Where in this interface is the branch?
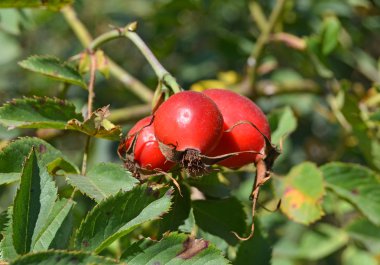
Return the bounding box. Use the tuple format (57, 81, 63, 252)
(241, 0, 288, 94)
(108, 104, 151, 124)
(61, 6, 154, 103)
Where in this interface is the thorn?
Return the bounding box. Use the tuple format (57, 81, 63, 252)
(127, 21, 138, 32)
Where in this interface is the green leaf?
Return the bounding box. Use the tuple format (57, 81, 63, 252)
(234, 221, 271, 265)
(0, 208, 18, 261)
(66, 106, 122, 140)
(19, 56, 86, 88)
(273, 223, 348, 261)
(9, 250, 123, 265)
(66, 162, 138, 203)
(275, 162, 325, 224)
(31, 198, 74, 252)
(346, 219, 380, 254)
(12, 149, 44, 254)
(0, 97, 83, 130)
(268, 106, 297, 145)
(341, 90, 380, 170)
(121, 232, 229, 265)
(342, 245, 378, 265)
(0, 173, 20, 186)
(158, 184, 191, 234)
(192, 197, 246, 245)
(11, 147, 75, 256)
(321, 162, 380, 225)
(321, 16, 341, 55)
(74, 185, 173, 253)
(0, 137, 79, 178)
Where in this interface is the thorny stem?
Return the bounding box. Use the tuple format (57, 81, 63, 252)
(242, 0, 287, 94)
(61, 6, 153, 102)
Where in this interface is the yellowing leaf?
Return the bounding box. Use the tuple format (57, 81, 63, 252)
(275, 162, 325, 224)
(190, 71, 240, 92)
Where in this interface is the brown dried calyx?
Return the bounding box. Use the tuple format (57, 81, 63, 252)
(158, 141, 262, 177)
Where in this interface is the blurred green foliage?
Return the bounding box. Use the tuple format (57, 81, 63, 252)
(1, 0, 380, 264)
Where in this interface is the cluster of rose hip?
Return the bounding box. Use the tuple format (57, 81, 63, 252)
(118, 88, 272, 177)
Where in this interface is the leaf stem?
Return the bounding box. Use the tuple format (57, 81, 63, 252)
(61, 6, 154, 103)
(241, 0, 287, 94)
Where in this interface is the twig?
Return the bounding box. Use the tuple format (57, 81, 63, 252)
(61, 6, 154, 103)
(241, 0, 288, 94)
(88, 23, 182, 94)
(108, 104, 151, 124)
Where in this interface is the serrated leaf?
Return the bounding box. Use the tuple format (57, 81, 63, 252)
(268, 106, 297, 145)
(9, 250, 123, 265)
(275, 162, 325, 224)
(31, 198, 74, 252)
(74, 185, 173, 253)
(192, 197, 246, 245)
(346, 219, 380, 254)
(0, 137, 79, 180)
(121, 232, 230, 265)
(12, 149, 45, 254)
(0, 97, 83, 130)
(0, 208, 18, 261)
(321, 162, 380, 225)
(66, 162, 138, 203)
(19, 56, 86, 88)
(158, 184, 191, 234)
(0, 0, 73, 10)
(66, 106, 122, 140)
(11, 147, 74, 256)
(321, 16, 341, 55)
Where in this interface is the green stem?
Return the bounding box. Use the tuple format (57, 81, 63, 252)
(61, 6, 153, 103)
(108, 104, 151, 124)
(89, 25, 169, 79)
(242, 0, 287, 93)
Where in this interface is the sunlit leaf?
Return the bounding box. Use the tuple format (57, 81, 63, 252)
(321, 162, 380, 225)
(0, 97, 83, 130)
(66, 162, 138, 202)
(273, 223, 348, 261)
(342, 245, 378, 265)
(74, 185, 173, 253)
(12, 148, 74, 255)
(121, 232, 229, 265)
(19, 56, 85, 87)
(268, 106, 297, 145)
(275, 162, 325, 224)
(9, 250, 123, 265)
(66, 105, 122, 140)
(346, 219, 380, 254)
(0, 137, 79, 178)
(321, 16, 341, 55)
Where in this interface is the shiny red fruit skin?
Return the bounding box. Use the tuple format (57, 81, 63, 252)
(203, 89, 271, 168)
(125, 116, 173, 172)
(153, 91, 224, 153)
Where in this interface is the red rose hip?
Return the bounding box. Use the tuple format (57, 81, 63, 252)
(203, 89, 271, 168)
(122, 116, 173, 173)
(153, 91, 224, 175)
